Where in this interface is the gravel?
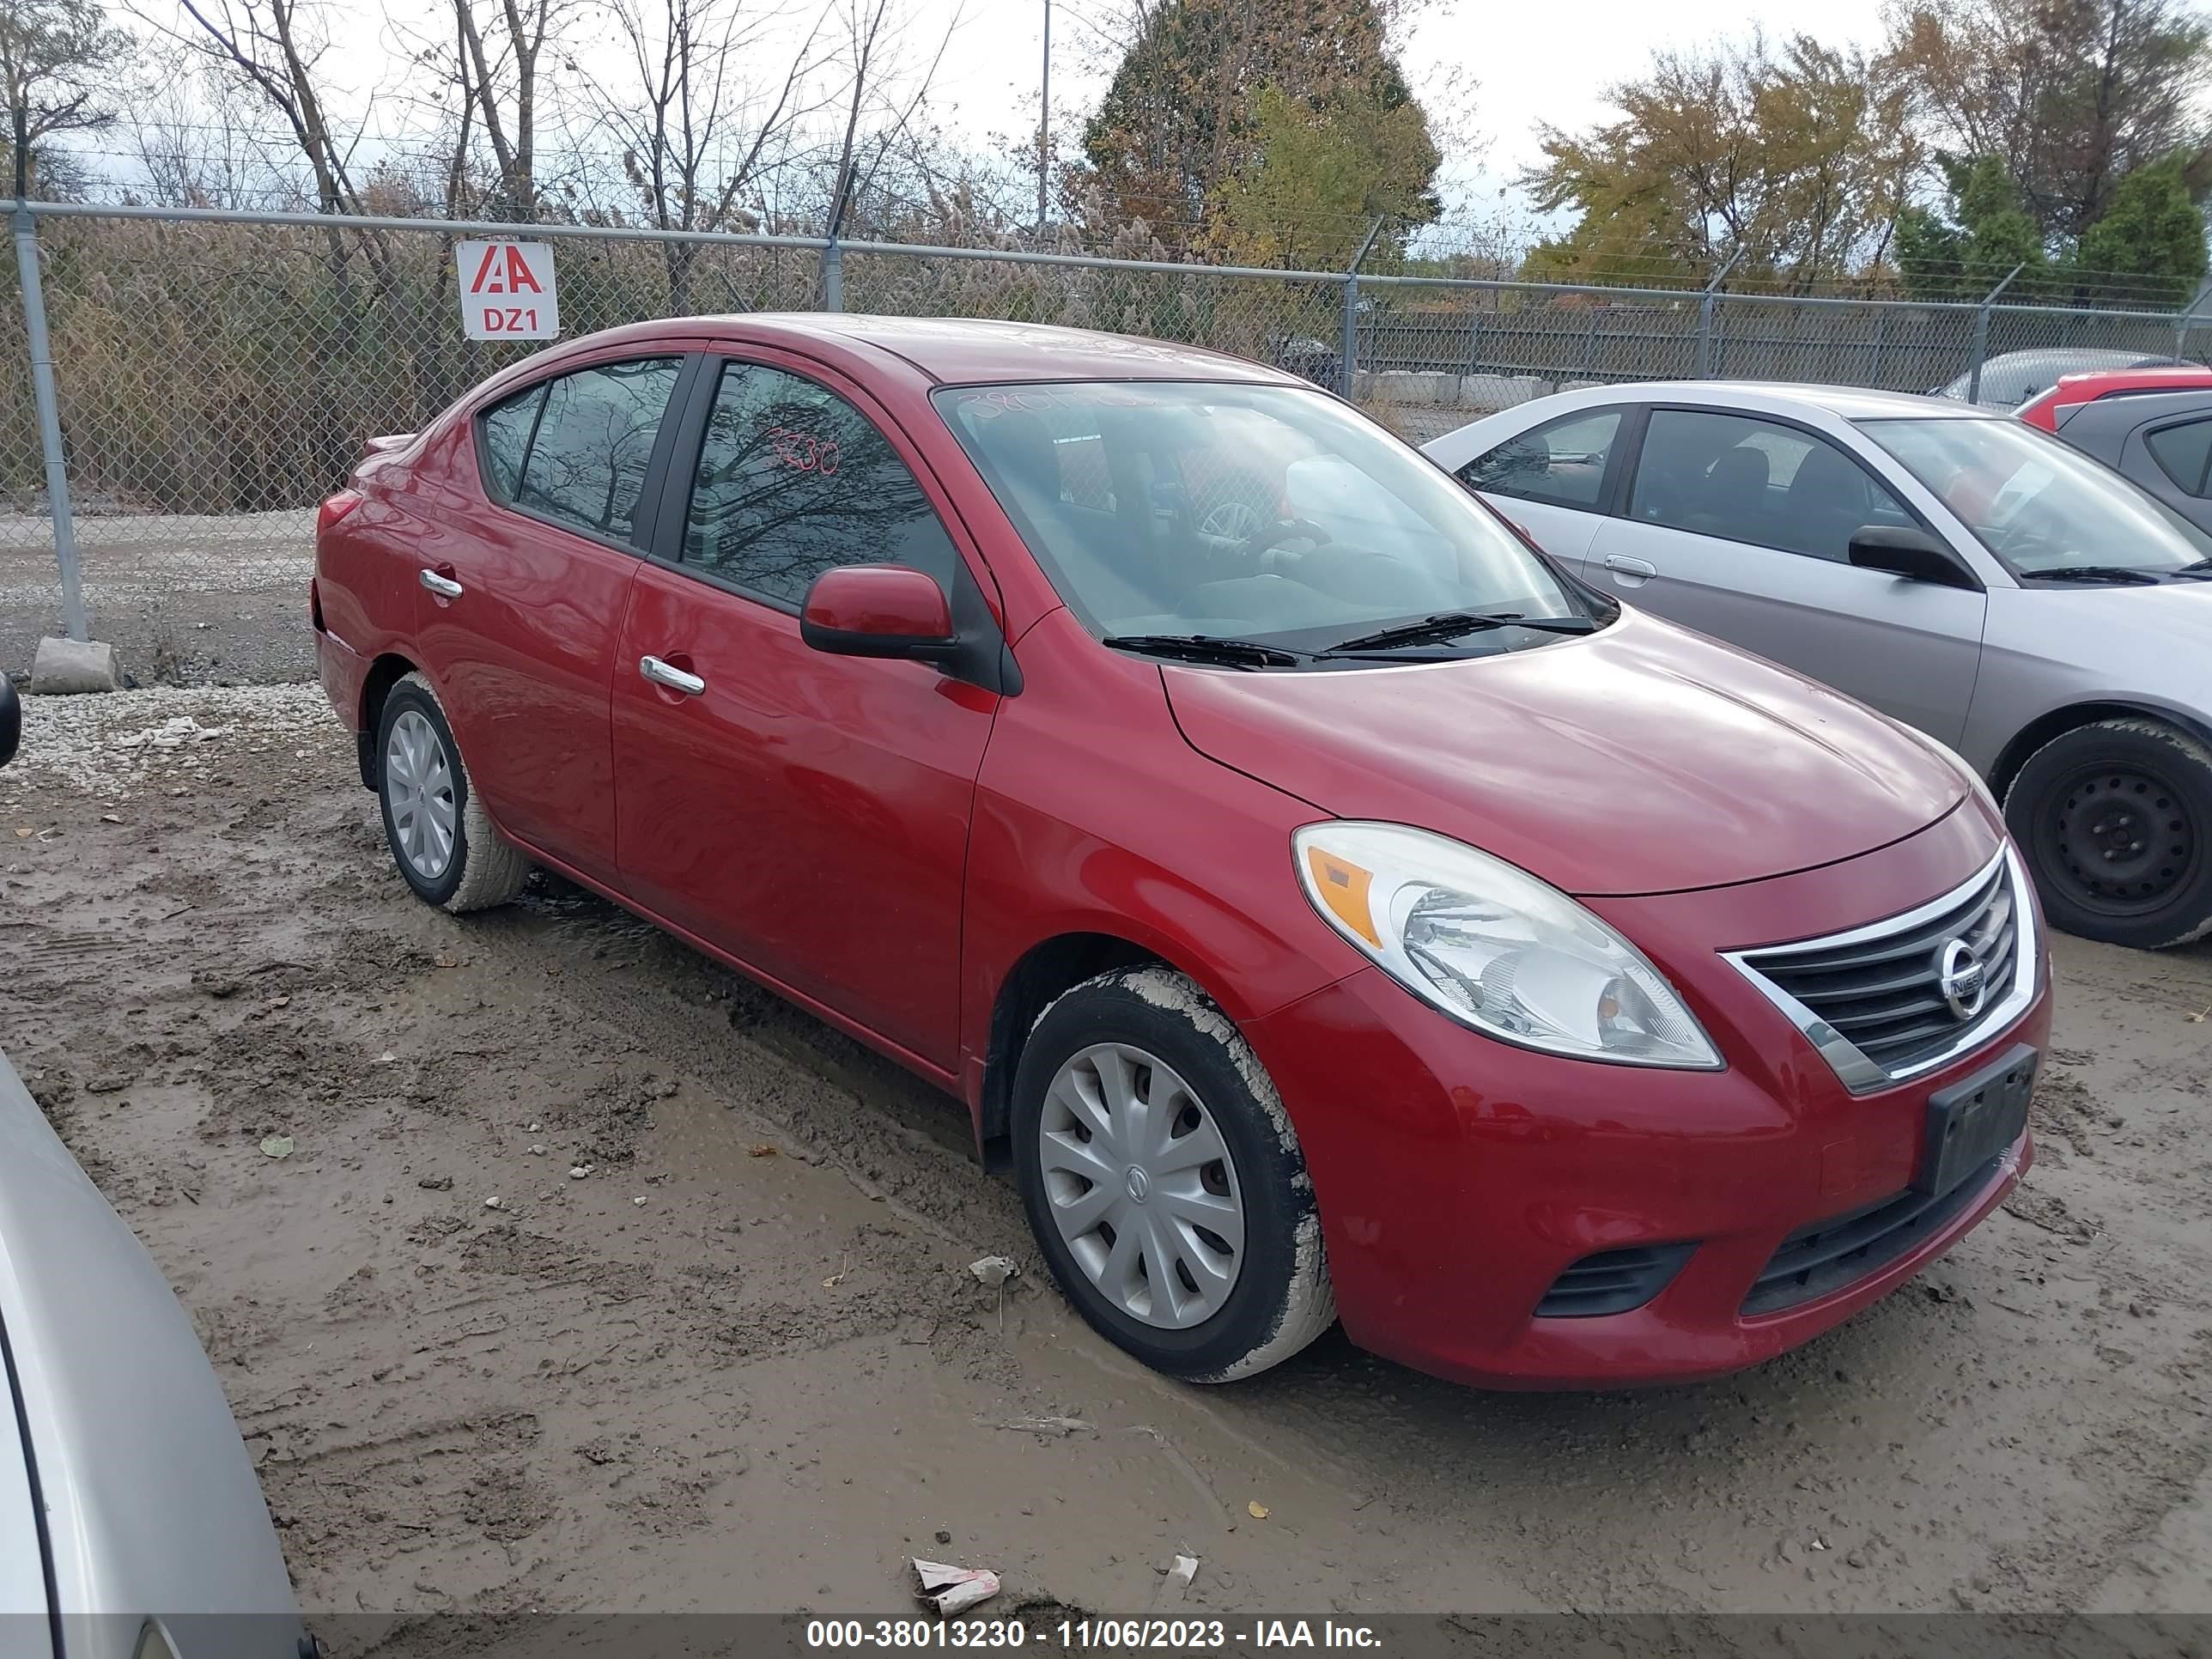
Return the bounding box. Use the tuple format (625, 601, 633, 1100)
(1, 684, 337, 799)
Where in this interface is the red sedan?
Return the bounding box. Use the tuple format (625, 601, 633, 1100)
(313, 315, 2051, 1388)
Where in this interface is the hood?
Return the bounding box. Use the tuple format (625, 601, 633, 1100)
(1164, 610, 1968, 897)
(1990, 578, 2212, 665)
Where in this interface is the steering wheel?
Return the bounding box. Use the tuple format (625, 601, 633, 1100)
(1244, 516, 1334, 556)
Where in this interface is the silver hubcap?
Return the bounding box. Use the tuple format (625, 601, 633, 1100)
(1039, 1042, 1244, 1329)
(385, 709, 458, 881)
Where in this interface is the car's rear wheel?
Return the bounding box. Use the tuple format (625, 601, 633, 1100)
(2005, 717, 2212, 949)
(374, 672, 532, 913)
(1012, 965, 1334, 1382)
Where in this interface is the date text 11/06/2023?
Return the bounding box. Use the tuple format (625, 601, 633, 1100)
(805, 1619, 1385, 1649)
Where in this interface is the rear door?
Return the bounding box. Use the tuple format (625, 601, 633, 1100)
(610, 353, 1001, 1071)
(416, 352, 691, 884)
(1589, 405, 1988, 743)
(2122, 410, 2212, 536)
(1449, 404, 1633, 571)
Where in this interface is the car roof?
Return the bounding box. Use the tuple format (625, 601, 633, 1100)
(2063, 386, 2212, 428)
(549, 313, 1302, 388)
(2042, 364, 2212, 400)
(1570, 380, 1996, 421)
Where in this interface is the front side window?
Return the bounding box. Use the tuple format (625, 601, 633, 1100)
(2146, 417, 2212, 497)
(481, 357, 684, 544)
(933, 380, 1595, 657)
(1862, 415, 2212, 576)
(684, 362, 959, 606)
(1629, 409, 1915, 562)
(1460, 409, 1622, 509)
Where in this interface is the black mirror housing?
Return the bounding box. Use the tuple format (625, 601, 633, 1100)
(1848, 525, 1982, 590)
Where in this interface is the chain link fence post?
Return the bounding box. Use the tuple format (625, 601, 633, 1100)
(1693, 251, 1741, 380)
(1340, 217, 1384, 400)
(822, 237, 843, 313)
(11, 203, 89, 644)
(2172, 277, 2212, 362)
(1966, 264, 2025, 405)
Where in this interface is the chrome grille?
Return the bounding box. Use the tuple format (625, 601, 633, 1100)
(1723, 848, 2039, 1095)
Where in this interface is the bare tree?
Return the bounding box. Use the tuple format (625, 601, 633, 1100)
(450, 0, 571, 217)
(581, 0, 834, 311)
(160, 0, 364, 219)
(1, 0, 131, 199)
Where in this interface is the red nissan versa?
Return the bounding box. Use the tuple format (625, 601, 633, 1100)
(312, 315, 2052, 1389)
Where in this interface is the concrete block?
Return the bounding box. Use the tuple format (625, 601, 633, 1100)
(30, 636, 123, 695)
(1459, 373, 1553, 410)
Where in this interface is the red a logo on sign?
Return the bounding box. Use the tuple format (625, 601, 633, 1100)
(467, 244, 545, 296)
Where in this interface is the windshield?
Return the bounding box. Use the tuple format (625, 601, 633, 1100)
(1860, 416, 2212, 576)
(933, 380, 1595, 657)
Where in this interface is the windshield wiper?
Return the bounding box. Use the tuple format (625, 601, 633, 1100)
(1322, 611, 1599, 654)
(1102, 633, 1307, 668)
(2025, 566, 2164, 586)
(2172, 556, 2212, 578)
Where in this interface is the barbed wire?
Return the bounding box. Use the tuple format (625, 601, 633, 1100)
(40, 134, 2210, 313)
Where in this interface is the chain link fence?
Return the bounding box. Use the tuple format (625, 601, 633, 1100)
(9, 201, 2212, 641)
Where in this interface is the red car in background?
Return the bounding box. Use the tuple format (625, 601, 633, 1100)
(313, 315, 2051, 1389)
(2017, 364, 2212, 431)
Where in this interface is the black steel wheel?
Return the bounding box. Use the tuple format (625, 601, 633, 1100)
(2006, 718, 2212, 949)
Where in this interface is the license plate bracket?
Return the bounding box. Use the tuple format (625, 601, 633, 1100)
(1917, 1043, 2037, 1196)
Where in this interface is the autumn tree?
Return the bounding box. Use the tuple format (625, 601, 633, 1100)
(1206, 84, 1441, 267)
(1883, 0, 2212, 242)
(1522, 33, 1917, 290)
(1073, 0, 1442, 246)
(1, 0, 131, 198)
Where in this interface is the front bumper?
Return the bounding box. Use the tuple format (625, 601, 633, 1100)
(1244, 801, 2051, 1389)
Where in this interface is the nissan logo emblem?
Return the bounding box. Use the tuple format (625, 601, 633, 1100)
(1936, 938, 1989, 1021)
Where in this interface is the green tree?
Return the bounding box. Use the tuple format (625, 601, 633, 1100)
(0, 0, 131, 198)
(1074, 0, 1441, 246)
(1895, 153, 2047, 297)
(2069, 153, 2209, 300)
(1522, 33, 1917, 291)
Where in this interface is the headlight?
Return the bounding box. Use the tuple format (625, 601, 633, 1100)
(1292, 822, 1723, 1069)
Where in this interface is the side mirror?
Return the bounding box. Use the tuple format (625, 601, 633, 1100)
(0, 675, 18, 769)
(799, 565, 957, 661)
(1847, 525, 1981, 590)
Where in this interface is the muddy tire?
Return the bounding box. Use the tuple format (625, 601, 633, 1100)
(374, 672, 531, 914)
(1012, 965, 1334, 1382)
(2005, 717, 2212, 950)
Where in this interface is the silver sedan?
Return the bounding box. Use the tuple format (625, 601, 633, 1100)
(1425, 382, 2212, 950)
(0, 673, 309, 1659)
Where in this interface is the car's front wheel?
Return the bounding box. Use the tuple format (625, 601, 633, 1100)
(1012, 965, 1335, 1382)
(2006, 716, 2212, 949)
(374, 672, 532, 913)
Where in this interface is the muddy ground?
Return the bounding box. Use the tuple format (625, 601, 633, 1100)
(0, 684, 2208, 1633)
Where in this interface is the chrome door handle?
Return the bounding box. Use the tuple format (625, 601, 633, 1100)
(1603, 555, 1657, 578)
(639, 655, 706, 696)
(419, 568, 464, 599)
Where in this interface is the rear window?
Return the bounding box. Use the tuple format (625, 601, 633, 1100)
(478, 357, 684, 545)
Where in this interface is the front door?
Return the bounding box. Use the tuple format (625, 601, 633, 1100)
(1591, 405, 1989, 744)
(1454, 404, 1632, 571)
(611, 356, 1000, 1070)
